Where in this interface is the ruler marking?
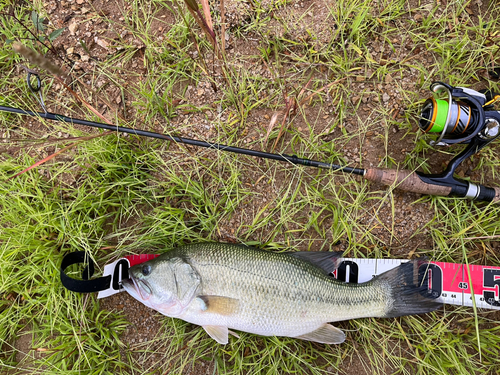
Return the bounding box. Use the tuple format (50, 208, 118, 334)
(462, 264, 464, 306)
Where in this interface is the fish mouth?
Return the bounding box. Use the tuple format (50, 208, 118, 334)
(122, 277, 152, 301)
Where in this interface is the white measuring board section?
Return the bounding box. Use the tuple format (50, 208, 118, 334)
(97, 254, 160, 299)
(332, 258, 500, 310)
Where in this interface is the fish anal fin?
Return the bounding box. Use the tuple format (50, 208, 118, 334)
(289, 251, 343, 274)
(203, 325, 229, 344)
(296, 324, 345, 344)
(197, 295, 239, 316)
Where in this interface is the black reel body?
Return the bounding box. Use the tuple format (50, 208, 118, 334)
(417, 82, 500, 200)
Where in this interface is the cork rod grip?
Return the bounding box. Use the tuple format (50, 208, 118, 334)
(364, 168, 452, 196)
(493, 187, 500, 203)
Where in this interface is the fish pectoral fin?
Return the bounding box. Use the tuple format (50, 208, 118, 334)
(203, 325, 229, 344)
(197, 295, 239, 316)
(288, 251, 343, 274)
(296, 324, 346, 344)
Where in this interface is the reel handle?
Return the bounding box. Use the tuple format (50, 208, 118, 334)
(364, 168, 500, 203)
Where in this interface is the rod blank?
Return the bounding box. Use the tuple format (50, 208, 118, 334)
(0, 105, 365, 175)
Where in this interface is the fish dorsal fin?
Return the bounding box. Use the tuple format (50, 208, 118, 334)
(288, 251, 343, 274)
(203, 325, 229, 344)
(197, 295, 239, 316)
(296, 324, 345, 344)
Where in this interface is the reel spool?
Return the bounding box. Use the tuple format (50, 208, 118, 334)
(419, 97, 472, 137)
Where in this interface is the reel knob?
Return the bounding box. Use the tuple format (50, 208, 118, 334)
(479, 119, 500, 140)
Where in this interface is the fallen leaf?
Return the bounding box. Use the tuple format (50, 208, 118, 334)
(264, 112, 279, 144)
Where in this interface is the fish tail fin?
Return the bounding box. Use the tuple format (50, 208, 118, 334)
(375, 259, 442, 318)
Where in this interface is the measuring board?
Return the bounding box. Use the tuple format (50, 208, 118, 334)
(97, 254, 500, 310)
(331, 258, 500, 310)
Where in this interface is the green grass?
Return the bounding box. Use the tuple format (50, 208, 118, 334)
(1, 0, 500, 373)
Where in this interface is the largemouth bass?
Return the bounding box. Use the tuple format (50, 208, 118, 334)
(122, 243, 441, 344)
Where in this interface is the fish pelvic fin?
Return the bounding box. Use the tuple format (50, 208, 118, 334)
(203, 325, 229, 344)
(376, 259, 442, 318)
(288, 251, 343, 274)
(197, 295, 239, 316)
(228, 329, 240, 338)
(295, 324, 346, 344)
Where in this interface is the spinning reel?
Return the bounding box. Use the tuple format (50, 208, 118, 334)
(410, 82, 500, 201)
(419, 82, 500, 145)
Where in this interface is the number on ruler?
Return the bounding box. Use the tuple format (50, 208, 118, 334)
(112, 259, 129, 290)
(418, 263, 442, 299)
(483, 269, 500, 307)
(458, 282, 468, 289)
(337, 261, 359, 283)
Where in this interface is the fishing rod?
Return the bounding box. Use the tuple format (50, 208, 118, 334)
(1, 73, 500, 203)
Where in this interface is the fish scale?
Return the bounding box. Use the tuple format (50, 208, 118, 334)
(122, 243, 441, 344)
(181, 244, 383, 327)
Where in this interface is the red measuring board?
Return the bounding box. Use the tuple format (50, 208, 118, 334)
(98, 255, 500, 310)
(125, 253, 160, 267)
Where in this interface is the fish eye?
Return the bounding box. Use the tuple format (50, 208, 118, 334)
(142, 264, 151, 276)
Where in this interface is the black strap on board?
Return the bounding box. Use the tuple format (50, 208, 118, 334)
(60, 251, 125, 293)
